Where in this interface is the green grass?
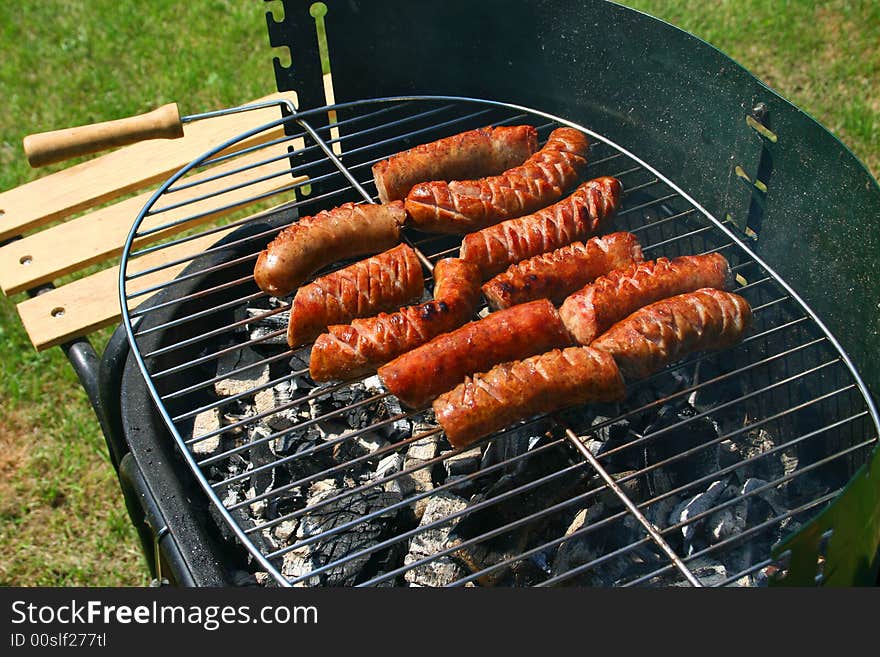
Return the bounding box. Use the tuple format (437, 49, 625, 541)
(0, 1, 877, 586)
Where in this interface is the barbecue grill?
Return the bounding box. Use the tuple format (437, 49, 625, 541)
(98, 0, 880, 586)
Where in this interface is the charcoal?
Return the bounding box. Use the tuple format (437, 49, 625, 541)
(588, 414, 632, 445)
(460, 439, 583, 537)
(443, 446, 483, 477)
(387, 434, 440, 518)
(246, 307, 290, 346)
(374, 453, 404, 480)
(214, 347, 270, 396)
(644, 404, 720, 489)
(191, 407, 223, 457)
(551, 505, 608, 581)
(669, 479, 728, 552)
(596, 470, 648, 512)
(332, 430, 389, 464)
(404, 493, 469, 587)
(245, 429, 276, 518)
(254, 572, 273, 587)
(254, 381, 302, 431)
(378, 394, 411, 442)
(273, 519, 299, 544)
(730, 427, 784, 482)
(480, 422, 548, 471)
(648, 558, 729, 587)
(707, 493, 748, 543)
(282, 484, 402, 586)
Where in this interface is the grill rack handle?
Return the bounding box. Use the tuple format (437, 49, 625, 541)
(23, 103, 184, 168)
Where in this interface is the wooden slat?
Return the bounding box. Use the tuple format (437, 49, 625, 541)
(0, 135, 306, 295)
(16, 204, 289, 351)
(0, 91, 297, 242)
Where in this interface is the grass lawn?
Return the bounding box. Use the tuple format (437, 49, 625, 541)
(0, 1, 877, 586)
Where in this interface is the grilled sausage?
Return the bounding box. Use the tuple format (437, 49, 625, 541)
(254, 201, 405, 297)
(559, 253, 733, 345)
(482, 232, 644, 310)
(309, 258, 482, 381)
(460, 176, 623, 279)
(404, 127, 589, 234)
(434, 347, 626, 448)
(372, 125, 538, 203)
(378, 299, 573, 408)
(591, 289, 752, 379)
(287, 244, 424, 347)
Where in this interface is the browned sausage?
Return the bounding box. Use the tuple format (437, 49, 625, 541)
(404, 127, 590, 234)
(287, 244, 424, 347)
(309, 258, 482, 381)
(482, 232, 644, 310)
(591, 289, 752, 379)
(378, 299, 573, 408)
(254, 201, 405, 297)
(460, 176, 623, 279)
(372, 126, 538, 203)
(559, 253, 733, 345)
(434, 347, 626, 448)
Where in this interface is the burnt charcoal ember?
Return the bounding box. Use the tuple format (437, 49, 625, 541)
(246, 428, 276, 519)
(281, 483, 402, 586)
(245, 306, 290, 346)
(668, 479, 728, 554)
(331, 429, 390, 467)
(707, 486, 749, 543)
(386, 434, 440, 519)
(444, 446, 483, 477)
(644, 404, 720, 489)
(724, 427, 785, 483)
(404, 493, 470, 587)
(191, 407, 223, 457)
(378, 394, 411, 443)
(551, 504, 661, 586)
(374, 453, 404, 480)
(254, 381, 302, 431)
(627, 368, 691, 426)
(458, 439, 583, 538)
(214, 347, 270, 396)
(480, 422, 550, 471)
(273, 519, 299, 544)
(647, 558, 732, 587)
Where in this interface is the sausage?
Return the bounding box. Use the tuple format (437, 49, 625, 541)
(404, 127, 590, 234)
(460, 176, 623, 279)
(372, 125, 538, 203)
(591, 289, 752, 379)
(309, 258, 482, 381)
(287, 244, 424, 347)
(482, 232, 644, 310)
(433, 347, 626, 448)
(559, 253, 733, 345)
(378, 299, 573, 408)
(254, 201, 405, 297)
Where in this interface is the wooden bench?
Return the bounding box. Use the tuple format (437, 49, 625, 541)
(0, 91, 300, 352)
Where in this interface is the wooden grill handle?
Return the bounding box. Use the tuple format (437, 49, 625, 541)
(23, 103, 184, 167)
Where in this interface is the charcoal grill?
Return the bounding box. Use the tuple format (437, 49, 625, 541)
(104, 0, 880, 586)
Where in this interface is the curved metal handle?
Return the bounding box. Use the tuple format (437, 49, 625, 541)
(23, 103, 184, 167)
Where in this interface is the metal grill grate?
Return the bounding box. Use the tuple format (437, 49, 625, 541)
(119, 97, 880, 587)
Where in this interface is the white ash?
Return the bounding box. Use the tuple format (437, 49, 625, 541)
(404, 493, 469, 587)
(254, 381, 303, 431)
(191, 407, 223, 457)
(214, 347, 271, 397)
